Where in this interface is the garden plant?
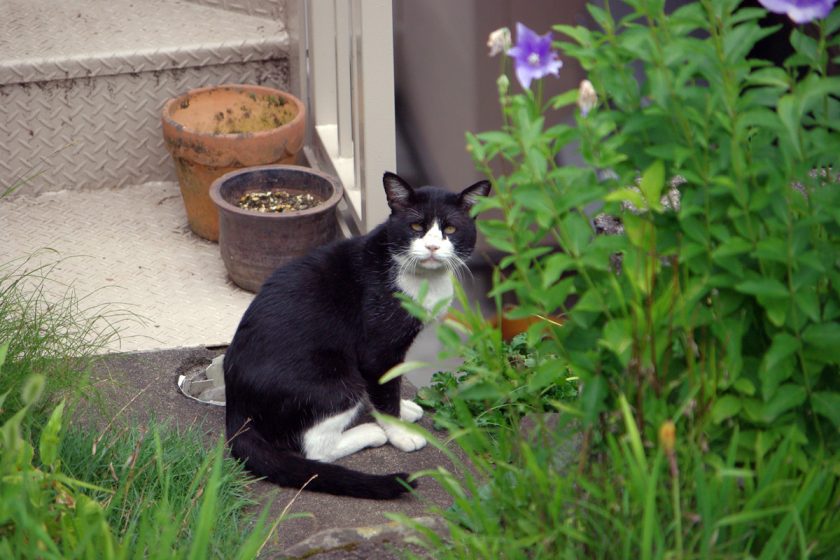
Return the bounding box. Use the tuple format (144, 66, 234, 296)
(399, 0, 840, 558)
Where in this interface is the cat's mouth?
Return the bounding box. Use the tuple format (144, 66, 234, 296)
(419, 256, 446, 270)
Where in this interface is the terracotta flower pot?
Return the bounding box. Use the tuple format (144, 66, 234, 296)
(209, 165, 343, 292)
(161, 84, 306, 241)
(490, 304, 565, 341)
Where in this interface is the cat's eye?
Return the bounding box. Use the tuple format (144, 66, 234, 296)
(443, 225, 457, 235)
(410, 223, 424, 232)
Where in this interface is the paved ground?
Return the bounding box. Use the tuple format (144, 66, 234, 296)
(1, 182, 253, 352)
(84, 346, 465, 558)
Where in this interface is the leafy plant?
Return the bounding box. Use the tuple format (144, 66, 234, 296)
(402, 0, 840, 557)
(416, 331, 578, 430)
(469, 0, 840, 469)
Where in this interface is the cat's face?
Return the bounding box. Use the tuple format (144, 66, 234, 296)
(383, 173, 491, 274)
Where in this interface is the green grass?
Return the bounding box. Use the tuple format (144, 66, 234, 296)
(0, 264, 277, 558)
(59, 421, 260, 557)
(393, 398, 840, 559)
(0, 252, 136, 426)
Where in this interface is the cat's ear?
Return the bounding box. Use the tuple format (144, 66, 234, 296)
(458, 180, 491, 213)
(383, 172, 415, 211)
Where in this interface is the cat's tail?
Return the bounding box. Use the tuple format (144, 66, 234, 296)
(227, 418, 416, 500)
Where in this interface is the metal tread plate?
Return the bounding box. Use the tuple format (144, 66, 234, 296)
(0, 59, 290, 195)
(0, 0, 289, 85)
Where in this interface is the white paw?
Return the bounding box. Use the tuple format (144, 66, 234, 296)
(354, 423, 388, 448)
(384, 425, 427, 452)
(400, 399, 424, 423)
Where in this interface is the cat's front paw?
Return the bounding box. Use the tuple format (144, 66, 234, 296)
(400, 399, 424, 423)
(354, 422, 389, 448)
(384, 425, 427, 452)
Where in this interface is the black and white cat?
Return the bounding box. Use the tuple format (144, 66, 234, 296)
(224, 172, 490, 499)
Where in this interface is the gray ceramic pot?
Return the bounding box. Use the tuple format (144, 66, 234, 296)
(209, 165, 343, 292)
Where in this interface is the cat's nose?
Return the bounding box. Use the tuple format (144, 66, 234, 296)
(425, 243, 440, 252)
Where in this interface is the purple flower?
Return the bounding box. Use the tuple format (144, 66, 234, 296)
(507, 22, 563, 90)
(757, 0, 836, 23)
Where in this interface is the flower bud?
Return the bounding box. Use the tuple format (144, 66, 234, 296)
(487, 27, 511, 57)
(659, 420, 676, 454)
(577, 79, 597, 117)
(497, 74, 510, 98)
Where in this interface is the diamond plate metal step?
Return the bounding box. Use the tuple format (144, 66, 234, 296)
(0, 0, 290, 196)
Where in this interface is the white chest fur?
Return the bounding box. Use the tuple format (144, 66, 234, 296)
(395, 269, 453, 319)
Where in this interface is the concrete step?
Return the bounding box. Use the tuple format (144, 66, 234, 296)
(0, 181, 253, 353)
(0, 0, 290, 196)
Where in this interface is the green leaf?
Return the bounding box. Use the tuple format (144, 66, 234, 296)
(586, 3, 614, 32)
(38, 401, 66, 469)
(743, 385, 807, 424)
(562, 212, 592, 256)
(542, 253, 575, 288)
(712, 395, 742, 424)
(457, 381, 503, 401)
(811, 392, 840, 429)
(639, 160, 665, 211)
(21, 374, 45, 407)
(618, 395, 646, 469)
(581, 375, 607, 426)
(622, 213, 654, 250)
(735, 278, 788, 299)
(825, 7, 840, 35)
(604, 187, 647, 211)
(777, 94, 803, 158)
(753, 237, 788, 264)
(475, 130, 515, 147)
(733, 378, 756, 396)
(528, 360, 563, 391)
(794, 289, 820, 322)
(600, 319, 633, 367)
(761, 333, 799, 378)
(644, 144, 692, 166)
(512, 184, 552, 212)
(550, 89, 581, 110)
(723, 21, 778, 64)
(712, 236, 752, 260)
(802, 322, 840, 348)
(465, 133, 486, 161)
(791, 28, 819, 66)
(800, 76, 840, 114)
(746, 67, 791, 89)
(553, 24, 592, 47)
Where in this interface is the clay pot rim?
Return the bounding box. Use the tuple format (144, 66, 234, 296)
(209, 165, 344, 220)
(161, 83, 305, 140)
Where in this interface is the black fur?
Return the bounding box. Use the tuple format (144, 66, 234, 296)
(224, 172, 490, 499)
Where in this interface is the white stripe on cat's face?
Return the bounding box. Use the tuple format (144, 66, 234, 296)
(410, 221, 454, 270)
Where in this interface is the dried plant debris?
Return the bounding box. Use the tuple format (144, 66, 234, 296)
(237, 190, 322, 213)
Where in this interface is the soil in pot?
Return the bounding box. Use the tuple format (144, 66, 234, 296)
(175, 91, 297, 136)
(237, 190, 323, 213)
